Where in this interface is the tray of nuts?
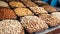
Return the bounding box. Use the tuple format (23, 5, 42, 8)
(0, 0, 60, 34)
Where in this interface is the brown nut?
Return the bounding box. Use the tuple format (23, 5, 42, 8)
(42, 5, 58, 13)
(0, 7, 16, 20)
(22, 1, 38, 7)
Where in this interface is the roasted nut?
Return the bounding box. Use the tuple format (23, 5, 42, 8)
(0, 1, 9, 8)
(0, 7, 16, 20)
(20, 16, 48, 33)
(30, 7, 48, 14)
(34, 1, 48, 6)
(39, 14, 60, 27)
(22, 1, 38, 7)
(51, 12, 60, 20)
(9, 1, 25, 8)
(14, 8, 33, 16)
(42, 5, 58, 13)
(0, 19, 24, 34)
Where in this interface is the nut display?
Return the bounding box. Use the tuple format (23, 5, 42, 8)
(0, 7, 16, 20)
(0, 1, 9, 8)
(34, 1, 48, 6)
(20, 16, 48, 33)
(14, 8, 33, 16)
(39, 14, 60, 27)
(0, 19, 24, 34)
(22, 1, 38, 7)
(9, 1, 25, 8)
(51, 12, 60, 20)
(0, 0, 60, 34)
(30, 7, 48, 14)
(42, 5, 58, 13)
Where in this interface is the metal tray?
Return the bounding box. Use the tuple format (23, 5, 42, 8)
(35, 25, 60, 34)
